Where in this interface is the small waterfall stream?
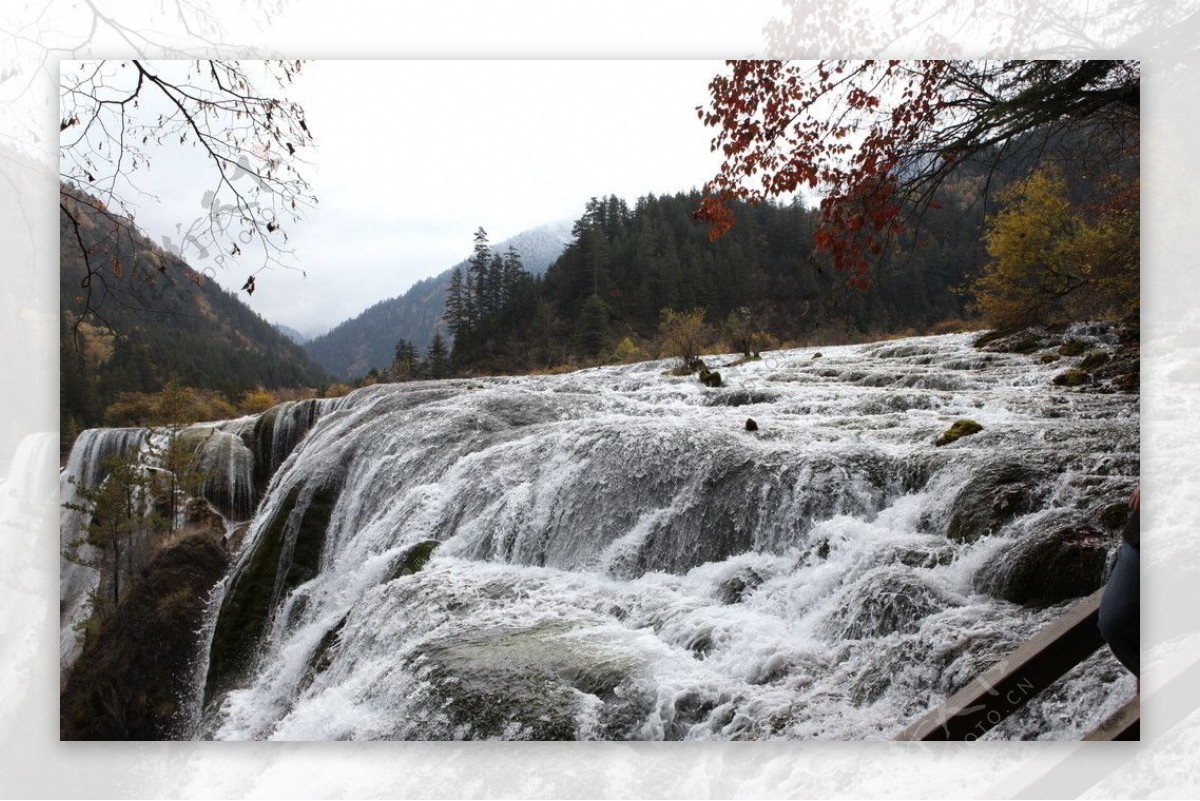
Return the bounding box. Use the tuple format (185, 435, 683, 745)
(61, 328, 1139, 740)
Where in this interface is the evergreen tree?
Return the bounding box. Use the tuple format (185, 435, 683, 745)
(501, 246, 525, 306)
(426, 332, 452, 379)
(391, 339, 420, 381)
(576, 294, 611, 359)
(485, 253, 505, 316)
(63, 452, 163, 612)
(468, 227, 492, 323)
(445, 267, 470, 339)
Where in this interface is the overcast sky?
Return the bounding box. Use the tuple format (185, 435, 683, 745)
(116, 60, 732, 338)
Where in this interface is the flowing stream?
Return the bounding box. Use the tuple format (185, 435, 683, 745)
(62, 327, 1139, 740)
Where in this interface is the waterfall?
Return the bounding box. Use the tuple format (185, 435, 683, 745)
(250, 398, 343, 490)
(181, 327, 1137, 741)
(182, 420, 258, 522)
(59, 398, 343, 677)
(59, 427, 152, 671)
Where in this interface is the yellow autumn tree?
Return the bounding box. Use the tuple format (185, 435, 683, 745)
(974, 167, 1138, 328)
(659, 308, 712, 371)
(974, 167, 1080, 328)
(238, 387, 279, 414)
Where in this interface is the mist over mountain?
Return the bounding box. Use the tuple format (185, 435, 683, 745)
(304, 221, 573, 380)
(274, 323, 310, 345)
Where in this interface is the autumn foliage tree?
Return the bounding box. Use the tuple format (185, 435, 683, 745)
(974, 167, 1138, 328)
(695, 60, 1139, 285)
(659, 308, 713, 371)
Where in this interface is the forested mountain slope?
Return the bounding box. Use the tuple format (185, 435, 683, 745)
(60, 186, 329, 442)
(303, 221, 573, 380)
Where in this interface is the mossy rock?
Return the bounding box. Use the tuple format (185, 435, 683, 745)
(703, 389, 777, 407)
(1040, 353, 1061, 364)
(206, 484, 300, 701)
(387, 539, 439, 581)
(973, 330, 1010, 349)
(698, 368, 723, 388)
(1058, 340, 1087, 357)
(1012, 338, 1043, 354)
(408, 621, 654, 740)
(60, 533, 230, 740)
(206, 472, 345, 700)
(935, 419, 983, 447)
(1052, 368, 1089, 387)
(1078, 351, 1111, 371)
(975, 330, 1044, 354)
(945, 461, 1044, 543)
(975, 524, 1109, 606)
(1113, 372, 1139, 393)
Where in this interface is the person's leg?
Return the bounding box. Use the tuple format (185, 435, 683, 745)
(1098, 542, 1140, 677)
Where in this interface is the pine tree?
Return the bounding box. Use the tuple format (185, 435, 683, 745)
(445, 267, 470, 338)
(468, 227, 492, 322)
(391, 339, 419, 381)
(485, 253, 505, 316)
(426, 332, 452, 379)
(63, 451, 163, 611)
(501, 246, 525, 305)
(576, 294, 611, 359)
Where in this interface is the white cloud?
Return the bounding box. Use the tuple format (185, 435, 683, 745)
(119, 59, 730, 336)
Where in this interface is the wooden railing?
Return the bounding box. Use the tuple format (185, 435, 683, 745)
(895, 588, 1138, 741)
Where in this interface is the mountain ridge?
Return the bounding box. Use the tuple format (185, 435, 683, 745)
(304, 220, 573, 379)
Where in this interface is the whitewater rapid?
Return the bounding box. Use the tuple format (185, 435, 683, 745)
(67, 327, 1140, 740)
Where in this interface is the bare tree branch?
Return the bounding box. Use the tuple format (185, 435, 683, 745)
(59, 57, 317, 330)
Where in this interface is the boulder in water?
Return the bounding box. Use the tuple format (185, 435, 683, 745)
(716, 566, 764, 604)
(975, 524, 1109, 605)
(1058, 340, 1087, 357)
(698, 368, 723, 388)
(406, 620, 654, 740)
(1078, 351, 1111, 371)
(744, 418, 758, 432)
(387, 539, 440, 581)
(945, 461, 1044, 542)
(975, 330, 1044, 354)
(935, 419, 983, 447)
(1053, 368, 1089, 387)
(823, 567, 956, 640)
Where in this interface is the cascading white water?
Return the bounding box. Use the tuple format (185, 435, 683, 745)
(59, 427, 151, 670)
(84, 329, 1142, 740)
(59, 398, 344, 681)
(181, 419, 258, 522)
(192, 328, 1139, 741)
